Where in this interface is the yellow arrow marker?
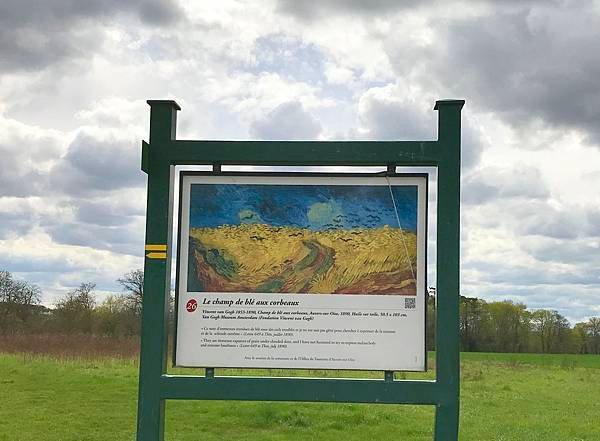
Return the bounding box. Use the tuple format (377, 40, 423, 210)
(146, 252, 167, 259)
(145, 244, 167, 251)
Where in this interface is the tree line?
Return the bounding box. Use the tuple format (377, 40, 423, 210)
(0, 269, 143, 338)
(426, 291, 600, 354)
(1, 269, 599, 354)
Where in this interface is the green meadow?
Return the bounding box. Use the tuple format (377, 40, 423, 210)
(2, 352, 599, 441)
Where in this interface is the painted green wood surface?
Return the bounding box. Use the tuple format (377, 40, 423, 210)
(136, 98, 463, 441)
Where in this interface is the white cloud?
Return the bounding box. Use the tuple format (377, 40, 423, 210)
(324, 63, 355, 85)
(0, 0, 598, 323)
(0, 228, 142, 304)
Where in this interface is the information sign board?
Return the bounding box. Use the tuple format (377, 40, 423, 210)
(175, 175, 427, 371)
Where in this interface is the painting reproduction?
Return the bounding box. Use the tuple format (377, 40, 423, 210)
(184, 176, 421, 296)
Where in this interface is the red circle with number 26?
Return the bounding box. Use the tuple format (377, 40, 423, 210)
(186, 299, 198, 313)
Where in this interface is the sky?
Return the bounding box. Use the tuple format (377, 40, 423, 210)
(1, 0, 599, 323)
(189, 183, 418, 231)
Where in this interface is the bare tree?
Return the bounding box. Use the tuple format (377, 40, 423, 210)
(0, 270, 42, 333)
(54, 282, 96, 333)
(117, 269, 143, 316)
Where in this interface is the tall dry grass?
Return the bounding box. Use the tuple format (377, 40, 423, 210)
(0, 334, 139, 359)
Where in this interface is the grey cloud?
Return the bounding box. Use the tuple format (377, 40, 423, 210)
(0, 190, 145, 248)
(357, 90, 484, 169)
(0, 0, 182, 25)
(464, 260, 600, 287)
(45, 221, 144, 256)
(462, 165, 549, 205)
(0, 211, 34, 239)
(75, 199, 144, 227)
(358, 95, 436, 141)
(276, 0, 431, 21)
(0, 253, 85, 274)
(0, 197, 71, 239)
(137, 0, 182, 25)
(250, 101, 322, 140)
(0, 28, 94, 73)
(465, 196, 597, 240)
(0, 119, 146, 243)
(525, 239, 600, 265)
(520, 212, 580, 239)
(49, 131, 144, 196)
(461, 181, 499, 205)
(0, 167, 46, 198)
(277, 0, 559, 21)
(40, 192, 146, 255)
(422, 4, 600, 145)
(585, 208, 600, 236)
(0, 121, 63, 197)
(0, 0, 183, 72)
(516, 203, 600, 240)
(459, 122, 488, 172)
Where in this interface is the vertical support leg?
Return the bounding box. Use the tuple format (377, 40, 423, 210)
(137, 398, 165, 441)
(435, 402, 459, 440)
(137, 164, 171, 441)
(433, 100, 464, 441)
(137, 101, 180, 441)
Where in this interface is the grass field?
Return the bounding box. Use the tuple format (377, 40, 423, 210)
(2, 351, 600, 441)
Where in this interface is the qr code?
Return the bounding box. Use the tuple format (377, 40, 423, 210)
(405, 297, 416, 309)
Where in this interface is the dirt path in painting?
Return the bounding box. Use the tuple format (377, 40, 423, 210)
(257, 239, 335, 293)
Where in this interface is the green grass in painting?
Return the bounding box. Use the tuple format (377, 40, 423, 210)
(1, 352, 600, 441)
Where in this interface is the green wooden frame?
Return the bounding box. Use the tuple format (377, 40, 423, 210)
(136, 99, 464, 441)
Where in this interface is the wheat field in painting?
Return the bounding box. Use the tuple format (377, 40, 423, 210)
(188, 223, 416, 295)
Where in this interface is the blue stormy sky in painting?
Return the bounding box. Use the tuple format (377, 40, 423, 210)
(189, 184, 418, 231)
